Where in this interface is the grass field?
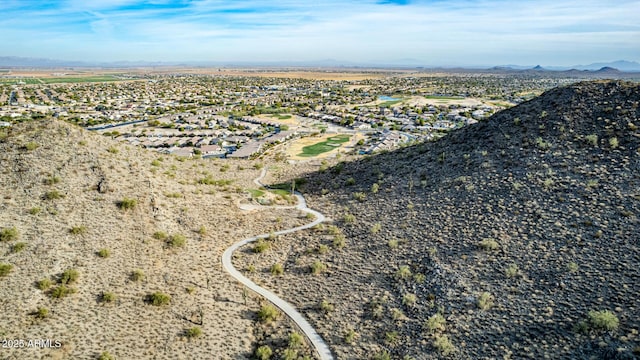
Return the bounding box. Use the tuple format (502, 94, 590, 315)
(298, 135, 351, 157)
(379, 99, 403, 107)
(0, 78, 41, 84)
(425, 95, 465, 100)
(40, 76, 121, 84)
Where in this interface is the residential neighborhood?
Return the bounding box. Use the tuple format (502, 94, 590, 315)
(0, 71, 587, 159)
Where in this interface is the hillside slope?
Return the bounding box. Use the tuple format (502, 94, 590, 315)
(253, 80, 640, 359)
(0, 119, 314, 359)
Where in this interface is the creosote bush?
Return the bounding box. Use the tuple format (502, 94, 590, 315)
(1, 227, 19, 242)
(130, 269, 144, 282)
(395, 265, 412, 280)
(425, 313, 446, 333)
(34, 307, 49, 319)
(167, 234, 186, 248)
(97, 248, 111, 258)
(184, 326, 202, 339)
(255, 345, 273, 360)
(44, 190, 64, 200)
(100, 292, 117, 303)
(257, 304, 279, 323)
(11, 242, 26, 253)
(320, 299, 334, 314)
(98, 351, 115, 360)
(479, 238, 499, 251)
(477, 292, 494, 310)
(69, 226, 87, 235)
(117, 198, 137, 211)
(0, 263, 13, 277)
(433, 334, 455, 355)
(50, 285, 76, 299)
(147, 292, 171, 306)
(288, 332, 304, 349)
(270, 263, 284, 275)
(37, 278, 53, 290)
(587, 310, 619, 331)
(310, 260, 327, 275)
(25, 141, 39, 150)
(60, 269, 79, 285)
(253, 239, 270, 253)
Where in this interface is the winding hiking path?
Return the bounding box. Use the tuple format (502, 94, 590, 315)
(222, 169, 334, 360)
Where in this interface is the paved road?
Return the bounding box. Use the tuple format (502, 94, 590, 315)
(222, 169, 334, 360)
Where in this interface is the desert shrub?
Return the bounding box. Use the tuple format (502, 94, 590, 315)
(505, 264, 519, 278)
(372, 351, 391, 360)
(151, 160, 161, 166)
(25, 141, 39, 150)
(385, 331, 399, 345)
(34, 307, 49, 319)
(333, 234, 346, 249)
(585, 134, 598, 146)
(0, 263, 13, 277)
(255, 345, 273, 360)
(425, 313, 446, 333)
(343, 213, 355, 223)
(130, 269, 144, 282)
(100, 292, 117, 303)
(352, 192, 366, 202)
(395, 265, 412, 280)
(43, 175, 61, 185)
(28, 207, 41, 215)
(567, 262, 579, 272)
(345, 177, 355, 186)
(310, 260, 327, 275)
(370, 222, 382, 234)
(197, 226, 207, 236)
(281, 348, 298, 360)
(147, 292, 171, 306)
(288, 331, 304, 349)
(97, 248, 111, 258)
(320, 299, 334, 314)
(167, 234, 186, 248)
(117, 198, 137, 210)
(50, 285, 76, 299)
(433, 334, 455, 355)
(391, 308, 405, 321)
(60, 269, 79, 285)
(184, 326, 202, 339)
(479, 238, 499, 251)
(414, 273, 426, 284)
(253, 239, 270, 253)
(477, 292, 493, 310)
(371, 183, 379, 193)
(37, 278, 53, 290)
(270, 263, 283, 275)
(609, 137, 619, 149)
(588, 310, 619, 331)
(107, 146, 118, 154)
(535, 137, 551, 150)
(388, 239, 399, 249)
(98, 351, 115, 360)
(44, 190, 64, 200)
(11, 242, 26, 253)
(257, 304, 279, 323)
(69, 226, 87, 235)
(402, 293, 417, 306)
(344, 329, 358, 344)
(153, 231, 168, 240)
(318, 244, 329, 254)
(1, 227, 19, 242)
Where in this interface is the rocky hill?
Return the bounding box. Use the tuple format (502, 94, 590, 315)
(251, 80, 639, 359)
(0, 119, 315, 359)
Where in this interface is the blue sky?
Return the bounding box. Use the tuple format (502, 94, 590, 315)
(1, 0, 639, 66)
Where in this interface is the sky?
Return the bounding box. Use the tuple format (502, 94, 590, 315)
(1, 0, 639, 67)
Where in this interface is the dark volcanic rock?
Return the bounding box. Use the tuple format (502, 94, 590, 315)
(289, 80, 640, 359)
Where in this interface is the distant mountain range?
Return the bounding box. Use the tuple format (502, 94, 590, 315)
(0, 56, 639, 72)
